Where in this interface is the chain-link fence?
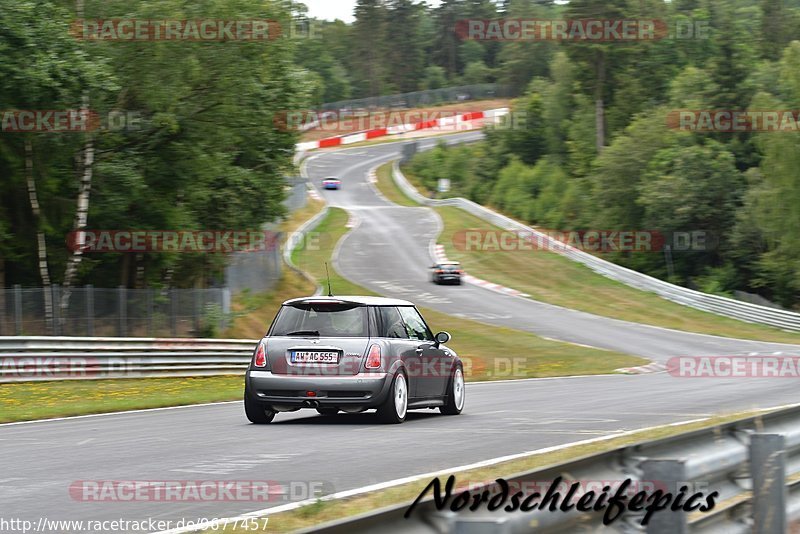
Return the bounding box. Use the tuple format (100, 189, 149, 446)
(319, 84, 515, 112)
(0, 179, 311, 338)
(0, 285, 230, 337)
(222, 179, 308, 295)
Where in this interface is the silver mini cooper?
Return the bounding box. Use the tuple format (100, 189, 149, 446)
(244, 296, 465, 424)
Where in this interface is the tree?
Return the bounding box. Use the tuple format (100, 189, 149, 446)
(385, 0, 425, 93)
(352, 0, 387, 96)
(462, 61, 492, 84)
(422, 66, 447, 90)
(637, 140, 744, 280)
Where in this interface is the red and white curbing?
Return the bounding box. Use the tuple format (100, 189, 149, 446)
(296, 108, 509, 152)
(307, 186, 322, 201)
(616, 362, 668, 375)
(433, 244, 529, 298)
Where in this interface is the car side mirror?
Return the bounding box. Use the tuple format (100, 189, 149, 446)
(434, 331, 451, 347)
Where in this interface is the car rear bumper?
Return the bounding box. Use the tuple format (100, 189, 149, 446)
(246, 370, 391, 408)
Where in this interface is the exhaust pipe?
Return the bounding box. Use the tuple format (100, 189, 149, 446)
(303, 400, 320, 408)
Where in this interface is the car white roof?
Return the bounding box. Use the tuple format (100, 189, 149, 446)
(283, 295, 415, 307)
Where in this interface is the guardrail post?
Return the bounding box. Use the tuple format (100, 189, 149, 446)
(52, 284, 60, 336)
(14, 284, 22, 335)
(642, 459, 688, 534)
(222, 288, 231, 331)
(86, 285, 94, 337)
(147, 289, 154, 337)
(118, 286, 126, 337)
(750, 433, 786, 534)
(170, 289, 177, 337)
(193, 289, 201, 336)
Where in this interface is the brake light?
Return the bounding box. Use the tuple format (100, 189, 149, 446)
(254, 343, 266, 368)
(365, 344, 382, 370)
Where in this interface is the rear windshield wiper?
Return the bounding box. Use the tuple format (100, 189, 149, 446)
(285, 330, 320, 336)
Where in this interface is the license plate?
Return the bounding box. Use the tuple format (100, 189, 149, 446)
(291, 351, 340, 364)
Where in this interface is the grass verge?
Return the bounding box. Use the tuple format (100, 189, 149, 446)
(381, 162, 800, 344)
(214, 406, 781, 532)
(292, 207, 644, 381)
(0, 376, 243, 423)
(373, 161, 418, 207)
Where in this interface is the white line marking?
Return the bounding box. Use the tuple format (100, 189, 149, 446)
(0, 401, 239, 427)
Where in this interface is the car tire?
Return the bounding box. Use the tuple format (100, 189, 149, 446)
(244, 389, 276, 424)
(440, 365, 465, 415)
(316, 407, 339, 416)
(377, 372, 408, 424)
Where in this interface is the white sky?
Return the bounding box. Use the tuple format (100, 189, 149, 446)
(301, 0, 440, 24)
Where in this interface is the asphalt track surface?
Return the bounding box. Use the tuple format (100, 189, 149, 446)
(3, 132, 800, 532)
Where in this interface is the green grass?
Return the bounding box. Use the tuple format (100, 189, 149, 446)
(374, 161, 418, 206)
(0, 376, 243, 423)
(375, 161, 800, 344)
(292, 207, 645, 381)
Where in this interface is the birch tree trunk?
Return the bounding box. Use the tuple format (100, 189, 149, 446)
(60, 106, 94, 322)
(60, 0, 94, 324)
(25, 138, 54, 330)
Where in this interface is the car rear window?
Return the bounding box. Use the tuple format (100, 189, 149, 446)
(271, 302, 368, 337)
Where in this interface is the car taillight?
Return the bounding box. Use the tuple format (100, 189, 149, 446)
(436, 270, 445, 274)
(365, 344, 382, 370)
(254, 343, 266, 368)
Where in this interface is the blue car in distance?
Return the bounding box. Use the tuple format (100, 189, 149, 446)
(322, 177, 342, 190)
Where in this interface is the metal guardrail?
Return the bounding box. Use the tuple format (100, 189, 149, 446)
(0, 336, 255, 383)
(392, 157, 800, 332)
(307, 404, 800, 533)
